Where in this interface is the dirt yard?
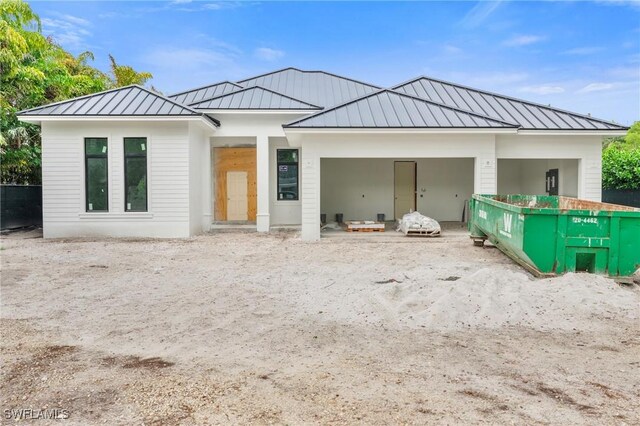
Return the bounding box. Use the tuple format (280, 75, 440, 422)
(1, 229, 639, 425)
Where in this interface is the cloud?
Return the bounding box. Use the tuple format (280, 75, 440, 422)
(503, 35, 545, 47)
(562, 46, 603, 55)
(254, 47, 285, 61)
(41, 14, 92, 50)
(458, 1, 503, 29)
(141, 45, 249, 93)
(519, 85, 565, 95)
(595, 0, 640, 10)
(442, 44, 463, 55)
(576, 83, 615, 93)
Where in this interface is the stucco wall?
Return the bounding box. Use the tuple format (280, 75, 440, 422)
(40, 120, 203, 238)
(495, 134, 601, 200)
(497, 159, 579, 197)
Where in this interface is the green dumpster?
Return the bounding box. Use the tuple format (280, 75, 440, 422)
(469, 194, 640, 278)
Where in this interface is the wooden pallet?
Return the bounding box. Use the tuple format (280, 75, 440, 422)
(405, 228, 441, 237)
(344, 227, 385, 233)
(343, 221, 386, 232)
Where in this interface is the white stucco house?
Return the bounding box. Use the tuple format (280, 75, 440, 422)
(18, 67, 627, 240)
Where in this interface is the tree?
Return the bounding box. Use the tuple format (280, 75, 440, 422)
(602, 121, 640, 190)
(1, 0, 153, 184)
(109, 54, 152, 86)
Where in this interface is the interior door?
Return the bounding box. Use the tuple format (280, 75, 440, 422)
(226, 171, 248, 220)
(394, 161, 416, 219)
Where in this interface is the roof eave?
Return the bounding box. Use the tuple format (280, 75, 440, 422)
(17, 114, 220, 130)
(516, 128, 628, 136)
(282, 127, 519, 134)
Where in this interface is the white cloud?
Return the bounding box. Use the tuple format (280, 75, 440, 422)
(41, 14, 92, 50)
(254, 47, 285, 61)
(503, 35, 545, 47)
(576, 83, 615, 93)
(563, 46, 603, 55)
(443, 44, 463, 55)
(520, 85, 565, 95)
(458, 1, 503, 29)
(141, 45, 249, 93)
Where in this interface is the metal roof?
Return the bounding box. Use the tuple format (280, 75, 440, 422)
(237, 67, 381, 108)
(393, 77, 627, 130)
(284, 89, 518, 129)
(168, 81, 243, 105)
(189, 86, 322, 110)
(18, 85, 220, 126)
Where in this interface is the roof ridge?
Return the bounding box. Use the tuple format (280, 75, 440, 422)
(283, 88, 519, 128)
(133, 85, 205, 114)
(18, 84, 141, 114)
(236, 67, 382, 90)
(167, 80, 243, 98)
(189, 85, 323, 109)
(393, 75, 626, 129)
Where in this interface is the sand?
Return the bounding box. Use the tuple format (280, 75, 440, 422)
(1, 228, 639, 424)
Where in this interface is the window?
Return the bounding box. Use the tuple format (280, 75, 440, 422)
(85, 138, 108, 212)
(124, 138, 147, 212)
(277, 149, 298, 200)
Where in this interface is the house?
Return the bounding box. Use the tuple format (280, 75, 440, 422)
(17, 67, 628, 240)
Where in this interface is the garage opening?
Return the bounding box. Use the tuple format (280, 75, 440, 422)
(320, 158, 474, 226)
(497, 159, 579, 197)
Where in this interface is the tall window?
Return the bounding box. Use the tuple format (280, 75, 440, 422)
(277, 149, 298, 200)
(85, 138, 108, 212)
(124, 138, 147, 212)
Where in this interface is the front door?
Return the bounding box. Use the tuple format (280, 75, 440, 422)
(394, 161, 416, 219)
(226, 171, 248, 220)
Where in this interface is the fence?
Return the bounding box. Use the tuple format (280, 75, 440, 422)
(602, 189, 640, 208)
(1, 185, 43, 230)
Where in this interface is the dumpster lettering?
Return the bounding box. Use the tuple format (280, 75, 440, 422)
(499, 212, 513, 238)
(478, 209, 487, 220)
(572, 217, 598, 225)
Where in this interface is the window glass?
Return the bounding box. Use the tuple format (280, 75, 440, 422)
(85, 138, 108, 212)
(85, 138, 108, 155)
(124, 137, 147, 211)
(277, 149, 298, 200)
(124, 138, 147, 155)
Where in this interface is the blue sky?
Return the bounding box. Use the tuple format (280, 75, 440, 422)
(32, 1, 639, 124)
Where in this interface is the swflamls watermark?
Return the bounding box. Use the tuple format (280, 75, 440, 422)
(3, 408, 70, 420)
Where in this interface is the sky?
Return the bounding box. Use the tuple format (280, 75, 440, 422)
(30, 0, 640, 125)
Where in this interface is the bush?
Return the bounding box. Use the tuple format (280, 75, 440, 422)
(602, 147, 640, 190)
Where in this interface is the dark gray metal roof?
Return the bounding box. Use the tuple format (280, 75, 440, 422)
(168, 81, 243, 105)
(284, 89, 518, 129)
(393, 77, 627, 130)
(18, 85, 220, 126)
(190, 86, 322, 110)
(237, 67, 381, 108)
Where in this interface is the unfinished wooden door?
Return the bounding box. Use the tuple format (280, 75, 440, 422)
(226, 171, 248, 220)
(214, 147, 256, 221)
(394, 161, 416, 220)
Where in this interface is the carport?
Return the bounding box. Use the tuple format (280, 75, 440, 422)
(321, 158, 474, 224)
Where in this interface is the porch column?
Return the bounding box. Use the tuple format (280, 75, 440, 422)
(256, 134, 270, 232)
(301, 150, 321, 241)
(201, 139, 212, 231)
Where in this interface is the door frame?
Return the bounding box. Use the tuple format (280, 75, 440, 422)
(394, 160, 417, 219)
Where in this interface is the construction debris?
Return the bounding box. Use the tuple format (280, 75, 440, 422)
(397, 211, 441, 237)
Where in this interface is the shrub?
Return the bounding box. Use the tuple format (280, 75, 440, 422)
(602, 147, 640, 190)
